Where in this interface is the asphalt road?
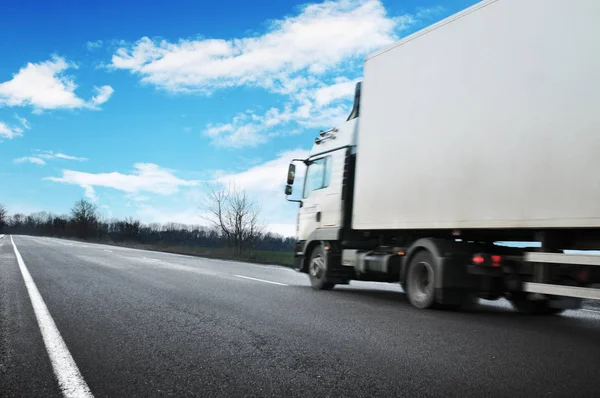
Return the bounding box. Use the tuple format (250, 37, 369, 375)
(2, 235, 600, 397)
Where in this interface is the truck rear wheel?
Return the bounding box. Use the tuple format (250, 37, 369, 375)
(406, 251, 437, 309)
(308, 245, 335, 290)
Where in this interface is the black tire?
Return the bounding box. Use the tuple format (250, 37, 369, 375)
(308, 245, 335, 290)
(405, 251, 437, 309)
(509, 294, 565, 315)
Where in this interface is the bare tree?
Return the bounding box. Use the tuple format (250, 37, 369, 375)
(10, 213, 24, 229)
(70, 199, 98, 239)
(202, 183, 264, 255)
(0, 203, 6, 232)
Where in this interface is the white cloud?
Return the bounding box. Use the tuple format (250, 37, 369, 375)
(36, 150, 88, 161)
(90, 85, 114, 106)
(129, 194, 151, 202)
(111, 0, 409, 94)
(0, 57, 83, 109)
(0, 122, 23, 139)
(54, 153, 87, 161)
(204, 105, 296, 147)
(313, 77, 360, 106)
(203, 83, 353, 147)
(0, 56, 113, 111)
(0, 115, 31, 140)
(46, 163, 200, 199)
(205, 123, 234, 137)
(217, 149, 307, 192)
(14, 114, 30, 129)
(111, 0, 429, 148)
(415, 6, 445, 19)
(14, 150, 87, 165)
(205, 122, 267, 148)
(83, 185, 98, 201)
(87, 40, 104, 50)
(14, 156, 46, 165)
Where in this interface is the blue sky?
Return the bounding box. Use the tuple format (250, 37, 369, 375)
(0, 0, 477, 236)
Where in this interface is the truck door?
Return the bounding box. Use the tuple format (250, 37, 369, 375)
(298, 156, 331, 240)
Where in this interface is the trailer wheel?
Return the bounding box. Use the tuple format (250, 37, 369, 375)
(406, 251, 437, 309)
(308, 245, 335, 290)
(509, 294, 565, 315)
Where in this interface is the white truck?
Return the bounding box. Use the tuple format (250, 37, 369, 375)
(284, 0, 600, 313)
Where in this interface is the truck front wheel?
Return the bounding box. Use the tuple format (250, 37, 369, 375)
(405, 251, 437, 309)
(308, 245, 335, 290)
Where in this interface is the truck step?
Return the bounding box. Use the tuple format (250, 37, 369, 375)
(525, 253, 600, 266)
(523, 282, 600, 301)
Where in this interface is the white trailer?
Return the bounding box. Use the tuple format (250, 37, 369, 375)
(355, 0, 600, 231)
(284, 0, 600, 312)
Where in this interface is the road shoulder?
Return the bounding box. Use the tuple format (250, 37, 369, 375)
(0, 236, 60, 396)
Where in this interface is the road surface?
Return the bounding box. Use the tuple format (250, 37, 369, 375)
(2, 235, 600, 397)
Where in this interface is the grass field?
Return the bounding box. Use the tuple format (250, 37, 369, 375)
(42, 236, 296, 267)
(111, 243, 295, 267)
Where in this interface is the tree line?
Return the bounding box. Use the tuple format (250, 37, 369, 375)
(0, 185, 294, 254)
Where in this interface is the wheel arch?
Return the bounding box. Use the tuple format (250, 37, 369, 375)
(299, 228, 341, 273)
(301, 240, 336, 273)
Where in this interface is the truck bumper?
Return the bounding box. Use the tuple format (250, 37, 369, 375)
(293, 241, 305, 272)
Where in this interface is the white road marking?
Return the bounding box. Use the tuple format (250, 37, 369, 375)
(103, 249, 113, 253)
(0, 234, 5, 239)
(235, 274, 288, 286)
(10, 236, 93, 398)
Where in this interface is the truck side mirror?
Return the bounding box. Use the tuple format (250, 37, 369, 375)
(287, 164, 296, 185)
(285, 185, 293, 196)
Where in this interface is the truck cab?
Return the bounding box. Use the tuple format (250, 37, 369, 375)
(296, 120, 357, 240)
(286, 84, 360, 244)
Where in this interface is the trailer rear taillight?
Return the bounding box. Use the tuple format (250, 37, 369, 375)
(473, 254, 485, 265)
(491, 255, 502, 267)
(472, 254, 502, 267)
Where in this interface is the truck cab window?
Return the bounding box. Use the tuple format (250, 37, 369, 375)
(303, 156, 331, 199)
